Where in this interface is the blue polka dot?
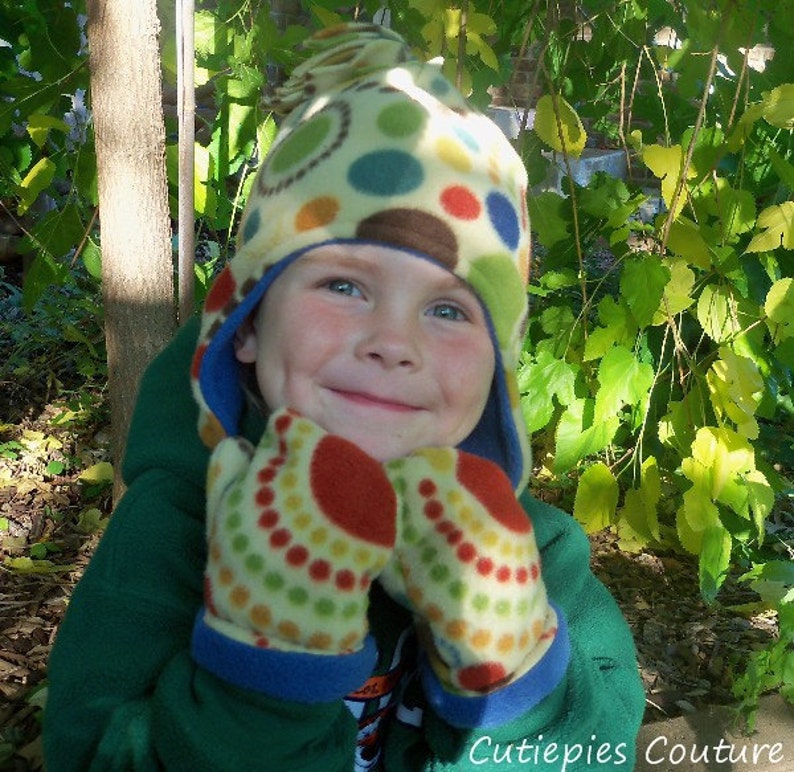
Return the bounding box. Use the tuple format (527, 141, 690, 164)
(486, 191, 520, 250)
(241, 208, 261, 245)
(348, 151, 424, 196)
(455, 126, 480, 152)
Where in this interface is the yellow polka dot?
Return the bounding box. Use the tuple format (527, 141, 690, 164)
(281, 471, 298, 489)
(422, 447, 455, 473)
(353, 548, 371, 566)
(230, 585, 250, 609)
(500, 541, 514, 558)
(293, 511, 311, 529)
(483, 530, 499, 547)
(446, 490, 463, 506)
(250, 604, 271, 629)
(331, 539, 348, 557)
(310, 527, 328, 545)
(286, 494, 304, 512)
(471, 628, 492, 649)
(436, 137, 472, 172)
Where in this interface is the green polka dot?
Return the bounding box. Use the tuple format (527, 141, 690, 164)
(378, 102, 424, 137)
(225, 511, 242, 530)
(495, 599, 512, 616)
(231, 533, 249, 553)
(430, 564, 450, 583)
(245, 553, 264, 573)
(466, 254, 526, 349)
(270, 114, 332, 173)
(264, 572, 285, 591)
(448, 580, 466, 600)
(288, 586, 309, 606)
(421, 546, 438, 565)
(314, 598, 336, 617)
(227, 489, 243, 509)
(341, 601, 360, 619)
(473, 593, 489, 612)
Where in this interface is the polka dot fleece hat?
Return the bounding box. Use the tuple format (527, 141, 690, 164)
(192, 22, 532, 490)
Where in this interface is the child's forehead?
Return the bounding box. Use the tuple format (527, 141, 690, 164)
(289, 244, 476, 291)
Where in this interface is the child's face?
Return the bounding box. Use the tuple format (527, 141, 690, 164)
(235, 244, 495, 461)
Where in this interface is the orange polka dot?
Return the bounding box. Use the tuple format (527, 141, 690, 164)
(278, 620, 301, 643)
(425, 603, 444, 624)
(445, 619, 467, 640)
(218, 566, 234, 586)
(230, 585, 250, 608)
(471, 628, 492, 649)
(295, 196, 340, 231)
(250, 604, 271, 629)
(339, 631, 360, 652)
(497, 633, 516, 654)
(307, 631, 333, 650)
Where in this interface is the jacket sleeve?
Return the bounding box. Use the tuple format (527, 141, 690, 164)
(42, 318, 359, 772)
(392, 493, 646, 770)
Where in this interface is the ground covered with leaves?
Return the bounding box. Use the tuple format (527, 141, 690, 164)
(0, 269, 787, 771)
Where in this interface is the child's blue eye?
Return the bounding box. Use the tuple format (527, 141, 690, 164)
(325, 279, 361, 296)
(428, 303, 467, 321)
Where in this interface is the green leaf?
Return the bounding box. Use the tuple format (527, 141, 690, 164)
(653, 258, 695, 323)
(760, 83, 794, 130)
(745, 202, 794, 253)
(26, 113, 70, 148)
(699, 525, 732, 604)
(518, 350, 577, 433)
(666, 217, 712, 269)
(764, 277, 794, 343)
(45, 460, 65, 476)
(573, 462, 618, 534)
(527, 191, 570, 248)
(554, 398, 619, 473)
(642, 144, 695, 216)
(533, 94, 586, 157)
(594, 345, 655, 423)
(620, 255, 671, 327)
(78, 461, 114, 485)
(697, 284, 737, 343)
(17, 156, 56, 214)
(617, 455, 662, 545)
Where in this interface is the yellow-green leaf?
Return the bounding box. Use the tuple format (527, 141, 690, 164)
(618, 455, 661, 545)
(666, 217, 712, 269)
(573, 462, 618, 534)
(78, 461, 114, 485)
(764, 277, 794, 343)
(18, 157, 56, 214)
(642, 144, 696, 216)
(745, 202, 794, 253)
(697, 284, 738, 343)
(653, 258, 696, 323)
(760, 83, 794, 130)
(533, 94, 586, 157)
(27, 114, 70, 149)
(706, 348, 763, 439)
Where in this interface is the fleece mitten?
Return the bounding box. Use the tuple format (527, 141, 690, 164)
(201, 407, 397, 655)
(380, 448, 559, 694)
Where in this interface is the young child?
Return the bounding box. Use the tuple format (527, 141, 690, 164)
(44, 24, 645, 771)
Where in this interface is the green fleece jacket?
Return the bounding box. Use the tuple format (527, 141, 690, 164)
(43, 317, 645, 771)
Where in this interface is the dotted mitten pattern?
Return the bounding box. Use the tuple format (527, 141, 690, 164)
(203, 408, 397, 655)
(380, 448, 558, 694)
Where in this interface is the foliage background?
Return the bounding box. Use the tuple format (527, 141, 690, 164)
(1, 0, 792, 733)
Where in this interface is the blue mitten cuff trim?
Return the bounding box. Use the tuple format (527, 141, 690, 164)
(191, 609, 378, 702)
(420, 602, 571, 728)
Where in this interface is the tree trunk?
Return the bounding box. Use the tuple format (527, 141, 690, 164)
(86, 0, 175, 502)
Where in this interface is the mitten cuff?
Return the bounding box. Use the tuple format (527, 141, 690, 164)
(420, 602, 570, 728)
(191, 609, 378, 702)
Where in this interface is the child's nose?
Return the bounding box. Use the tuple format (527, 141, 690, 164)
(356, 308, 422, 370)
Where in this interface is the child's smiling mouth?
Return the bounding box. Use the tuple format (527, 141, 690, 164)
(328, 387, 423, 413)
